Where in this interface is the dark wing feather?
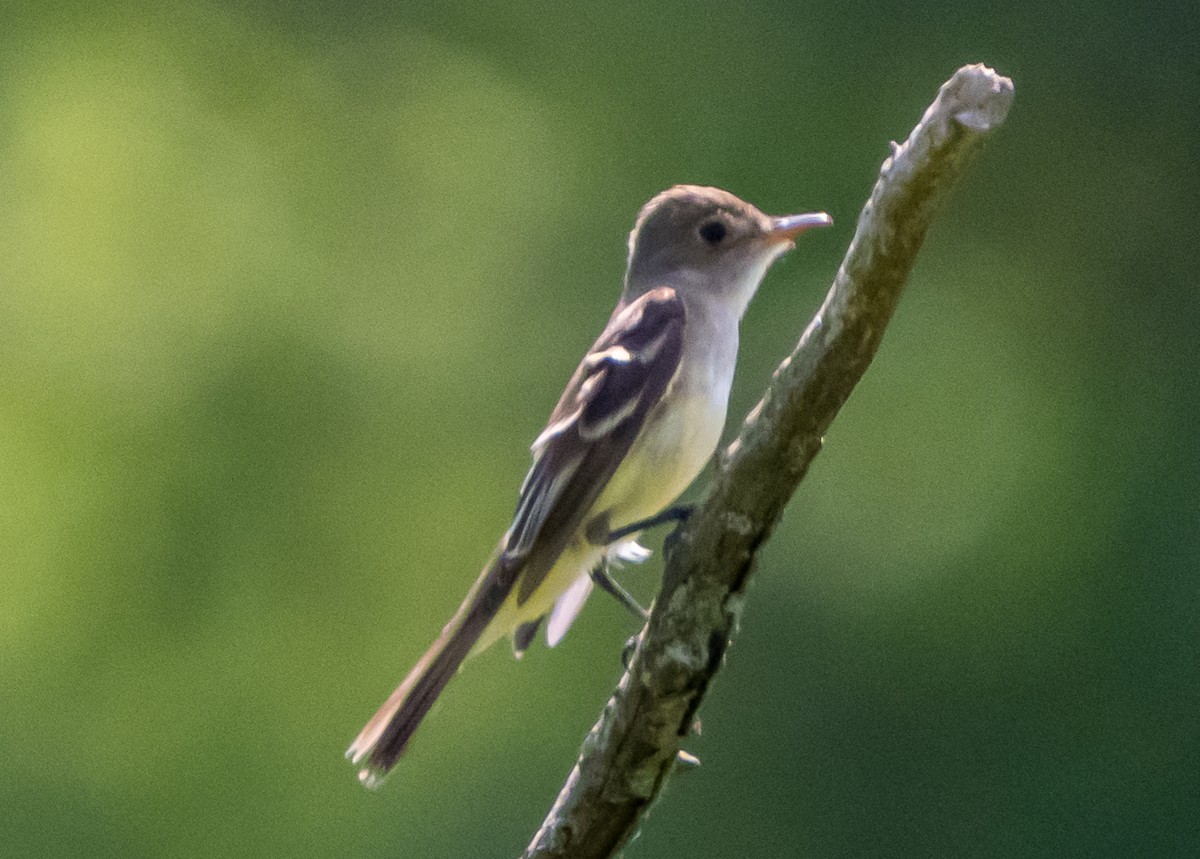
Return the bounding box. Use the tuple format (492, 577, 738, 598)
(345, 287, 685, 780)
(503, 286, 686, 604)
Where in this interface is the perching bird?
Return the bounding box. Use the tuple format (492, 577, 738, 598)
(347, 185, 831, 786)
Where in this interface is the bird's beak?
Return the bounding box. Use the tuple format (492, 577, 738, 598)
(766, 212, 833, 243)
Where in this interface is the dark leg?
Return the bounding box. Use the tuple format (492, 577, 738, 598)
(605, 504, 694, 544)
(590, 562, 648, 621)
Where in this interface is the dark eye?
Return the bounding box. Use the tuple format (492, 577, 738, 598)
(698, 220, 726, 245)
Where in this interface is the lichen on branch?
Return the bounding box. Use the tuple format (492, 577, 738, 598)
(525, 64, 1014, 859)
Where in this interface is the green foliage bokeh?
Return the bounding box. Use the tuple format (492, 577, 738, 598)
(2, 2, 1197, 856)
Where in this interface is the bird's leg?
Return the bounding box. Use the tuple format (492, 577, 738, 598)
(596, 505, 694, 666)
(604, 504, 694, 543)
(590, 560, 649, 622)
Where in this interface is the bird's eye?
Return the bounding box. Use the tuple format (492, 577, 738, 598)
(698, 220, 727, 245)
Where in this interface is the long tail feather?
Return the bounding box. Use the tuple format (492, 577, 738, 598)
(346, 557, 510, 787)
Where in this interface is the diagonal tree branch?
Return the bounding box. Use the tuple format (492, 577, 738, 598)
(523, 64, 1014, 859)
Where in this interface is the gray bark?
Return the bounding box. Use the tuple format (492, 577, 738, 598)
(524, 63, 1015, 859)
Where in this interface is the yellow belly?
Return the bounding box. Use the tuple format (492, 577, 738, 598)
(473, 389, 726, 654)
(592, 391, 725, 531)
(472, 539, 606, 653)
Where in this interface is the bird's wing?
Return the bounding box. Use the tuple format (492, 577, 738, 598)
(499, 286, 686, 604)
(344, 287, 685, 780)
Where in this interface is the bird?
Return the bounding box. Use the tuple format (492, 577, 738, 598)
(347, 185, 831, 786)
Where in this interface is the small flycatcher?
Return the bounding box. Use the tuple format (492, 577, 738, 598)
(348, 185, 831, 786)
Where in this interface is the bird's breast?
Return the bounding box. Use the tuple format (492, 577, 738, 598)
(591, 334, 735, 532)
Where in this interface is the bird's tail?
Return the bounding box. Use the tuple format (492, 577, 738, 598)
(346, 556, 510, 787)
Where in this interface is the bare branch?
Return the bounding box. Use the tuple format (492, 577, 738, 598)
(524, 64, 1015, 859)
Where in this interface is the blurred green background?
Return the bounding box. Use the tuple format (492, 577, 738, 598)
(2, 1, 1196, 856)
